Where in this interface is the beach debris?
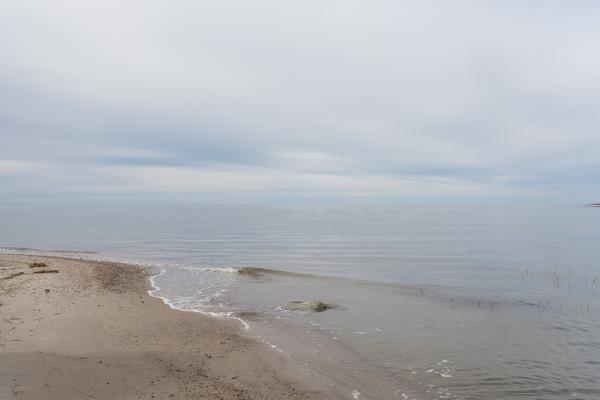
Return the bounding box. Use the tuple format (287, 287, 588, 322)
(45, 288, 51, 294)
(33, 269, 59, 274)
(1, 272, 25, 280)
(29, 262, 48, 268)
(285, 300, 332, 312)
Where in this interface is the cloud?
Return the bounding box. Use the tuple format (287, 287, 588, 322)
(1, 1, 599, 202)
(0, 160, 41, 174)
(42, 162, 508, 200)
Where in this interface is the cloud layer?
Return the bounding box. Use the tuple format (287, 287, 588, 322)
(2, 1, 600, 202)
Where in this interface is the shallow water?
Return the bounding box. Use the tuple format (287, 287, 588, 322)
(1, 203, 599, 399)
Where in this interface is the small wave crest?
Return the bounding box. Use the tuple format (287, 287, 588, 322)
(181, 266, 238, 273)
(237, 267, 320, 279)
(179, 265, 319, 279)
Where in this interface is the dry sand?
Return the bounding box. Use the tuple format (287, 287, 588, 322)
(0, 254, 327, 400)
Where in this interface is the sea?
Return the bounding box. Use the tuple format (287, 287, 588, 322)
(1, 203, 599, 400)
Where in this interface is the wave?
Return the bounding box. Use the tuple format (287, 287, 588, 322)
(181, 266, 238, 273)
(0, 246, 97, 255)
(236, 267, 320, 278)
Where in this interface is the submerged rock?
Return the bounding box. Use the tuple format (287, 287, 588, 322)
(285, 300, 331, 312)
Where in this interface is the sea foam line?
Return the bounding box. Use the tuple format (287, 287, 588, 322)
(148, 268, 250, 331)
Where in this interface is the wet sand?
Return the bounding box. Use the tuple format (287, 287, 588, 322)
(0, 254, 326, 400)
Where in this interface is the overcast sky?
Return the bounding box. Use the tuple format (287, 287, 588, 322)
(1, 1, 600, 203)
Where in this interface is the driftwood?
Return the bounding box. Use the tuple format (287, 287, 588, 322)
(29, 263, 48, 268)
(1, 272, 25, 280)
(33, 270, 59, 274)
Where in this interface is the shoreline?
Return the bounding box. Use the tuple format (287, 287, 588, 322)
(0, 253, 327, 399)
(146, 268, 251, 331)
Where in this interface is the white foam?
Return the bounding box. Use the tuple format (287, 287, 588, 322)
(148, 268, 249, 331)
(148, 268, 168, 294)
(181, 266, 238, 273)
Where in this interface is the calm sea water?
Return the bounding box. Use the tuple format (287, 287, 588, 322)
(1, 203, 600, 399)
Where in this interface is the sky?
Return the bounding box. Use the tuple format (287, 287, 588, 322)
(1, 0, 600, 204)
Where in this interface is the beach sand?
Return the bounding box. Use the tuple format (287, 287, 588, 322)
(0, 254, 326, 400)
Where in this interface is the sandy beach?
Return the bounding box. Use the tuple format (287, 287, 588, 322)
(0, 253, 326, 400)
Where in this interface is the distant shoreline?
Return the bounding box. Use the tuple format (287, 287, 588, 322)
(0, 253, 324, 399)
